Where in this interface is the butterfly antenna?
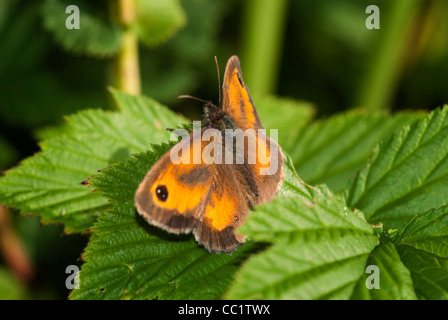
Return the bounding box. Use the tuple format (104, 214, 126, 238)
(177, 94, 211, 105)
(215, 56, 222, 106)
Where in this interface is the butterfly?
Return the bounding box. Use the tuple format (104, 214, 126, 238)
(134, 55, 284, 253)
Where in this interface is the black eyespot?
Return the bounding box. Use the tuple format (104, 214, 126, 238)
(236, 72, 244, 87)
(156, 185, 168, 202)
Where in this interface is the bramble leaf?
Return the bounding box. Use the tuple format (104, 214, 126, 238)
(135, 0, 186, 47)
(394, 206, 448, 299)
(70, 146, 259, 300)
(346, 106, 448, 229)
(253, 95, 315, 151)
(225, 166, 379, 299)
(0, 135, 17, 171)
(0, 267, 27, 300)
(42, 0, 122, 57)
(350, 243, 417, 300)
(0, 89, 186, 232)
(290, 110, 422, 192)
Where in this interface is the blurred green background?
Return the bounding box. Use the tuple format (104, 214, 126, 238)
(0, 0, 448, 299)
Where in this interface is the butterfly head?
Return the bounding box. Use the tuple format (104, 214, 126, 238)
(204, 101, 235, 131)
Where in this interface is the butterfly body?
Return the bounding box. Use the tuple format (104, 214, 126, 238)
(135, 56, 284, 253)
(203, 101, 235, 133)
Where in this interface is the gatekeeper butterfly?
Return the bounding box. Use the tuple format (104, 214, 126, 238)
(135, 55, 284, 253)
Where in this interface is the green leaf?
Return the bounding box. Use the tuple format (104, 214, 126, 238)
(0, 135, 17, 171)
(0, 1, 47, 77)
(0, 267, 27, 300)
(350, 243, 417, 300)
(394, 206, 448, 299)
(290, 110, 422, 193)
(135, 0, 186, 47)
(225, 170, 379, 300)
(71, 147, 259, 300)
(33, 123, 72, 142)
(41, 0, 123, 57)
(0, 89, 186, 233)
(0, 72, 104, 128)
(138, 0, 226, 104)
(394, 205, 448, 257)
(346, 106, 448, 229)
(254, 95, 315, 152)
(396, 246, 448, 300)
(241, 161, 373, 242)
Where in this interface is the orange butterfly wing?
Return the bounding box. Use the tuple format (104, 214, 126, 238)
(134, 129, 251, 253)
(222, 55, 284, 205)
(135, 55, 284, 253)
(222, 55, 263, 131)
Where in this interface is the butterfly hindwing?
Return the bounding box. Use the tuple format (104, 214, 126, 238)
(194, 162, 251, 253)
(249, 133, 284, 205)
(135, 129, 251, 253)
(135, 55, 284, 253)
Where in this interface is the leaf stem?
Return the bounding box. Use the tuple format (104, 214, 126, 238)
(241, 0, 289, 97)
(115, 0, 141, 95)
(357, 0, 423, 112)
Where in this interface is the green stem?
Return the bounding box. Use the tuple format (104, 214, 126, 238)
(241, 0, 289, 97)
(114, 0, 141, 95)
(357, 0, 423, 112)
